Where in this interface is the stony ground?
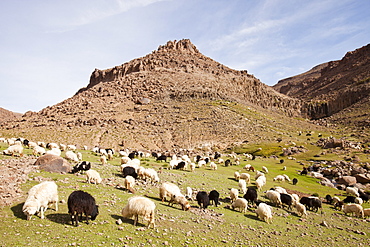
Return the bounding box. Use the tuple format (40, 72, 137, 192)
(0, 157, 37, 207)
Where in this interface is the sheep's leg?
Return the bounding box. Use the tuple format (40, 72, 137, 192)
(134, 215, 138, 226)
(40, 207, 45, 219)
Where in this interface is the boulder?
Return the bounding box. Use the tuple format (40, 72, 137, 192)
(354, 174, 370, 184)
(34, 154, 72, 173)
(336, 176, 357, 186)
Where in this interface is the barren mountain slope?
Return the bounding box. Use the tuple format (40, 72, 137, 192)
(274, 43, 370, 120)
(0, 39, 319, 150)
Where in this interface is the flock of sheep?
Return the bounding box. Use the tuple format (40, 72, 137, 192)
(1, 137, 370, 229)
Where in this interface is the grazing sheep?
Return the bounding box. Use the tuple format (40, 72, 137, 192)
(186, 187, 193, 200)
(292, 178, 298, 185)
(359, 190, 370, 203)
(142, 168, 160, 184)
(346, 187, 360, 197)
(67, 190, 99, 226)
(282, 174, 291, 182)
(354, 197, 363, 205)
(32, 145, 46, 156)
(122, 166, 138, 179)
(124, 175, 135, 193)
(209, 190, 220, 207)
(256, 175, 266, 191)
(343, 204, 364, 218)
(76, 152, 82, 161)
(255, 171, 264, 180)
(71, 161, 91, 174)
(209, 162, 217, 170)
(273, 175, 285, 182)
(239, 179, 247, 194)
(100, 155, 107, 165)
(262, 166, 269, 174)
(294, 202, 308, 217)
(159, 182, 190, 211)
(291, 194, 300, 204)
(121, 196, 156, 228)
(240, 173, 251, 184)
(300, 197, 322, 212)
(234, 171, 241, 181)
(3, 144, 24, 156)
(67, 144, 77, 151)
(230, 188, 239, 203)
(332, 196, 341, 205)
(65, 150, 79, 162)
(265, 190, 282, 207)
(363, 208, 370, 218)
(197, 160, 206, 168)
(121, 156, 131, 165)
(22, 181, 58, 220)
(272, 186, 287, 194)
(232, 198, 248, 213)
(280, 193, 293, 210)
(196, 191, 210, 209)
(255, 203, 272, 223)
(190, 162, 196, 172)
(343, 196, 356, 204)
(46, 143, 59, 149)
(243, 187, 258, 205)
(46, 148, 61, 156)
(86, 169, 102, 184)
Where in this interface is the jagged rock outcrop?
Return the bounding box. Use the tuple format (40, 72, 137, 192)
(274, 43, 370, 120)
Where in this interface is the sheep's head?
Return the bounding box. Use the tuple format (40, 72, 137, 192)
(22, 201, 39, 220)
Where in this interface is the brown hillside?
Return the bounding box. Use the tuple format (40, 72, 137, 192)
(0, 107, 21, 122)
(0, 39, 317, 150)
(274, 44, 370, 120)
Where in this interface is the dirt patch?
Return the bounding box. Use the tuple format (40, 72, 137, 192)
(0, 157, 37, 207)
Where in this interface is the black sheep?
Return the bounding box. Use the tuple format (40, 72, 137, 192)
(359, 190, 370, 203)
(71, 161, 91, 174)
(343, 196, 356, 204)
(196, 191, 210, 209)
(174, 161, 186, 170)
(214, 152, 221, 160)
(300, 167, 308, 175)
(67, 190, 99, 226)
(122, 166, 138, 179)
(280, 193, 293, 210)
(325, 194, 333, 204)
(156, 154, 168, 162)
(300, 197, 322, 212)
(128, 151, 138, 159)
(208, 190, 220, 207)
(224, 159, 231, 167)
(243, 187, 258, 205)
(292, 178, 298, 185)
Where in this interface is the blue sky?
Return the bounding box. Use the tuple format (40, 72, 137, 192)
(1, 0, 369, 113)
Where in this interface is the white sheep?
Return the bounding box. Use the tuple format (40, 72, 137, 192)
(234, 171, 241, 181)
(124, 175, 135, 193)
(355, 197, 363, 205)
(255, 171, 264, 180)
(46, 148, 61, 156)
(186, 187, 193, 200)
(3, 144, 23, 156)
(343, 204, 364, 218)
(294, 202, 307, 217)
(240, 173, 251, 184)
(143, 168, 160, 184)
(190, 162, 196, 172)
(273, 186, 287, 194)
(291, 194, 300, 204)
(332, 196, 341, 204)
(121, 196, 156, 228)
(22, 181, 58, 220)
(86, 169, 102, 184)
(282, 174, 291, 182)
(159, 182, 190, 210)
(273, 175, 285, 182)
(262, 166, 269, 174)
(32, 145, 46, 156)
(27, 141, 38, 148)
(37, 141, 46, 147)
(100, 155, 107, 165)
(256, 175, 266, 191)
(121, 156, 131, 165)
(346, 187, 360, 197)
(363, 208, 370, 218)
(238, 179, 247, 194)
(77, 152, 82, 161)
(231, 198, 248, 213)
(230, 188, 239, 203)
(47, 143, 59, 149)
(255, 203, 272, 223)
(65, 150, 79, 162)
(197, 160, 206, 168)
(209, 162, 217, 170)
(59, 144, 66, 151)
(265, 190, 282, 207)
(244, 164, 252, 170)
(169, 159, 179, 169)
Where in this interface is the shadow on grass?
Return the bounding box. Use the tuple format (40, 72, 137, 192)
(46, 213, 71, 225)
(244, 213, 260, 221)
(112, 214, 147, 227)
(11, 203, 26, 219)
